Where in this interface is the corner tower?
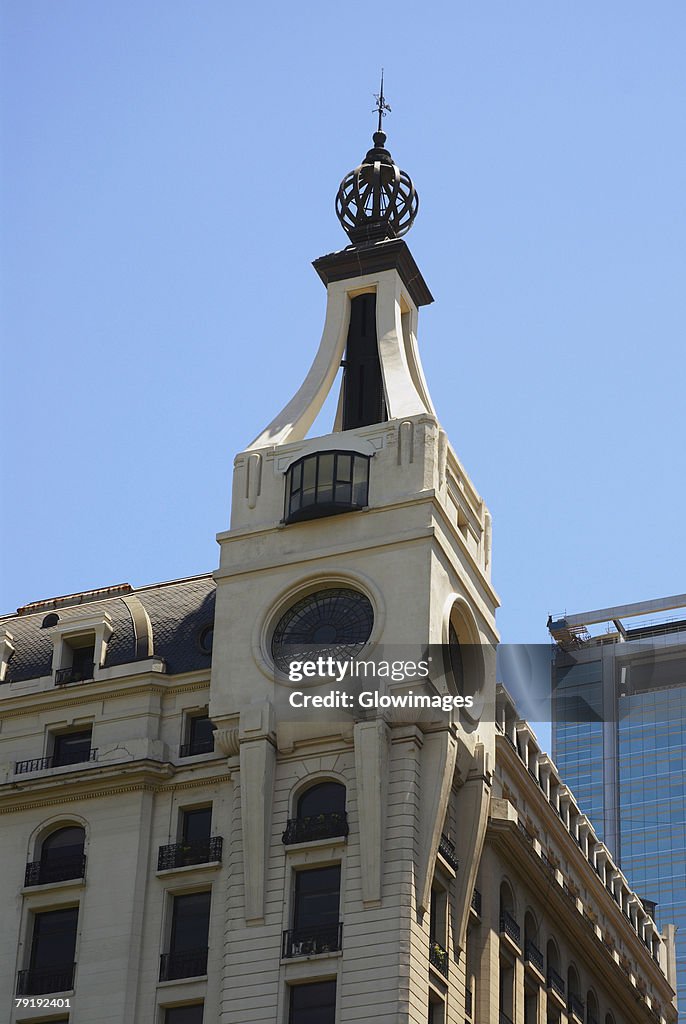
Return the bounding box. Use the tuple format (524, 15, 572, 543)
(210, 95, 500, 1024)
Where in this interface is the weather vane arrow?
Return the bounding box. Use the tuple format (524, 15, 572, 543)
(373, 69, 391, 133)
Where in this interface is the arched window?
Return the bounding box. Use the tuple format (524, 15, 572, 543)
(586, 989, 599, 1024)
(567, 964, 583, 1019)
(523, 910, 543, 972)
(604, 1013, 616, 1024)
(546, 940, 564, 998)
(26, 825, 86, 886)
(282, 781, 348, 845)
(499, 881, 520, 945)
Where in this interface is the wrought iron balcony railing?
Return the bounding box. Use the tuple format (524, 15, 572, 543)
(568, 994, 585, 1020)
(547, 967, 566, 998)
(282, 812, 349, 845)
(438, 833, 459, 871)
(55, 664, 94, 685)
(179, 739, 214, 758)
(429, 939, 449, 977)
(159, 947, 208, 981)
(471, 888, 482, 915)
(499, 910, 521, 945)
(15, 749, 98, 775)
(282, 923, 343, 958)
(157, 836, 223, 871)
(16, 964, 75, 995)
(24, 854, 86, 887)
(524, 940, 544, 973)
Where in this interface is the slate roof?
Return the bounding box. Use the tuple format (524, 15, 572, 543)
(1, 575, 216, 683)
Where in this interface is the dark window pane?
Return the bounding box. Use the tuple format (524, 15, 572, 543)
(294, 866, 340, 929)
(71, 644, 95, 676)
(290, 980, 336, 1024)
(189, 716, 214, 750)
(42, 826, 85, 858)
(53, 730, 92, 766)
(297, 782, 346, 819)
(170, 892, 211, 954)
(182, 808, 212, 842)
(31, 908, 78, 970)
(335, 454, 352, 483)
(290, 461, 302, 492)
(317, 453, 334, 503)
(352, 456, 369, 505)
(164, 1005, 204, 1024)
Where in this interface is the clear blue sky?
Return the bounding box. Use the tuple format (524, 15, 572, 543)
(2, 3, 685, 681)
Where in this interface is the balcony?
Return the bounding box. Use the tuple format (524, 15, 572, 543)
(15, 748, 98, 775)
(471, 888, 482, 916)
(282, 812, 349, 845)
(438, 833, 459, 872)
(157, 837, 223, 871)
(55, 664, 94, 685)
(179, 739, 214, 758)
(568, 994, 585, 1021)
(499, 910, 521, 946)
(16, 964, 75, 995)
(282, 923, 343, 958)
(159, 947, 208, 981)
(547, 968, 566, 999)
(524, 940, 544, 974)
(24, 854, 86, 887)
(429, 939, 449, 977)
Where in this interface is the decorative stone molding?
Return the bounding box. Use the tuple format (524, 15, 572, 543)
(48, 610, 114, 677)
(354, 717, 390, 905)
(214, 727, 240, 757)
(0, 629, 15, 682)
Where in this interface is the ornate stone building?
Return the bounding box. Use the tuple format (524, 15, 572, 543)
(0, 114, 677, 1024)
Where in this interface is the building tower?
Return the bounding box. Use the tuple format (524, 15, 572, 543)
(208, 104, 500, 1023)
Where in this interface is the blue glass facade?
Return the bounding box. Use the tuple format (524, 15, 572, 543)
(618, 686, 686, 1007)
(552, 660, 605, 840)
(552, 641, 686, 1009)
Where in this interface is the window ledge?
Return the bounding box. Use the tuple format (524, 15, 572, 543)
(283, 835, 347, 855)
(280, 949, 342, 966)
(156, 861, 221, 878)
(21, 877, 86, 896)
(156, 974, 207, 989)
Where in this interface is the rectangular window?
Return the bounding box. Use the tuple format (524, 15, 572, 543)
(182, 807, 212, 842)
(53, 729, 93, 767)
(289, 980, 336, 1024)
(160, 892, 210, 980)
(164, 1006, 204, 1024)
(283, 865, 342, 957)
(181, 714, 214, 757)
(18, 907, 78, 994)
(294, 865, 340, 930)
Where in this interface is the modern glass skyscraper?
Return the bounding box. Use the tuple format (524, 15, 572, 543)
(550, 595, 686, 1007)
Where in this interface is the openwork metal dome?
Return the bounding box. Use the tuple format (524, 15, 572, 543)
(336, 79, 418, 244)
(336, 129, 419, 244)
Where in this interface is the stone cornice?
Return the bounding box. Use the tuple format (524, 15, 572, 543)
(0, 672, 210, 719)
(0, 759, 231, 813)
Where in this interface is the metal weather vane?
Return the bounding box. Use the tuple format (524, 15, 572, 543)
(373, 70, 391, 133)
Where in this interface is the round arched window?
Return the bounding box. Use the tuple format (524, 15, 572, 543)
(282, 781, 349, 845)
(271, 588, 373, 673)
(32, 826, 86, 885)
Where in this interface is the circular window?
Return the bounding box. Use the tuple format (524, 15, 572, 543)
(42, 613, 59, 628)
(271, 587, 374, 673)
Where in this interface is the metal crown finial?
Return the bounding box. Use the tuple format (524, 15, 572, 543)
(373, 69, 391, 134)
(335, 74, 419, 244)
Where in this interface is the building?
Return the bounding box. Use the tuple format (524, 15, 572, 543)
(0, 110, 677, 1024)
(550, 595, 686, 1008)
